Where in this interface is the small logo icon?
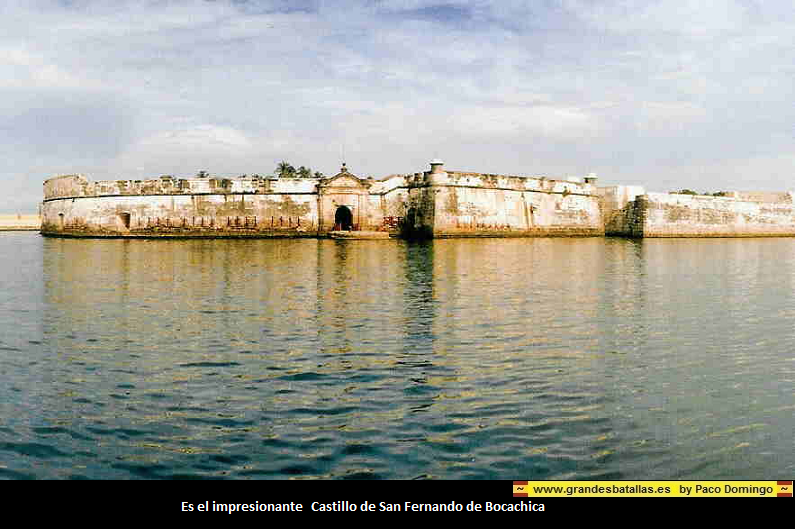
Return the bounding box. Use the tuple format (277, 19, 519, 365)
(513, 481, 528, 498)
(778, 481, 793, 498)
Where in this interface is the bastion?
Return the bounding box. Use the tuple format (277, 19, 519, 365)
(599, 186, 795, 237)
(40, 161, 604, 239)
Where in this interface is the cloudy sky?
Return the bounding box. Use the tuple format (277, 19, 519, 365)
(2, 0, 793, 212)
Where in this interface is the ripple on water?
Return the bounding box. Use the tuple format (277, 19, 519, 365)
(0, 468, 36, 479)
(31, 427, 93, 441)
(0, 442, 69, 459)
(185, 416, 255, 428)
(2, 236, 794, 479)
(277, 372, 327, 382)
(178, 362, 242, 368)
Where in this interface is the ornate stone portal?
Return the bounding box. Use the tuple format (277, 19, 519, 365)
(317, 163, 373, 232)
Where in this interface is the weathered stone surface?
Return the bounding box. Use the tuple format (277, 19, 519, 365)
(601, 186, 795, 237)
(43, 168, 795, 239)
(401, 165, 603, 238)
(42, 161, 604, 239)
(42, 166, 398, 237)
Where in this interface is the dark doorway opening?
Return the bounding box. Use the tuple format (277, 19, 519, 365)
(119, 212, 131, 229)
(58, 213, 64, 230)
(334, 206, 354, 231)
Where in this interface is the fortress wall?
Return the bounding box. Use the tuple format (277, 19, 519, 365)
(41, 164, 795, 239)
(40, 163, 606, 239)
(268, 178, 318, 194)
(403, 185, 436, 238)
(43, 175, 91, 199)
(43, 175, 322, 201)
(726, 191, 793, 203)
(42, 193, 321, 236)
(421, 171, 603, 237)
(366, 185, 410, 229)
(597, 185, 646, 212)
(42, 172, 416, 236)
(369, 175, 407, 195)
(611, 192, 795, 237)
(369, 174, 410, 228)
(436, 170, 594, 195)
(597, 185, 647, 236)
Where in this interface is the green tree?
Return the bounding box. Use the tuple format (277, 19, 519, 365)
(314, 171, 324, 178)
(297, 166, 312, 178)
(276, 161, 296, 178)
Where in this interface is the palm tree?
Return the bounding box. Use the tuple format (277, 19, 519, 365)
(314, 171, 324, 179)
(276, 161, 295, 178)
(297, 166, 312, 178)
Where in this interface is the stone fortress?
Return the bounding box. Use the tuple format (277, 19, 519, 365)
(40, 160, 795, 239)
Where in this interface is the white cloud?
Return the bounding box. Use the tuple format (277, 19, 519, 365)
(1, 0, 795, 211)
(653, 153, 795, 193)
(634, 101, 708, 134)
(137, 125, 253, 151)
(114, 124, 257, 175)
(562, 0, 750, 35)
(453, 105, 600, 139)
(0, 46, 94, 90)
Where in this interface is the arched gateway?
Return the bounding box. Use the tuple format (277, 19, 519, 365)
(334, 206, 353, 231)
(318, 163, 371, 233)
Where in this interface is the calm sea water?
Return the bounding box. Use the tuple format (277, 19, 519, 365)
(0, 232, 793, 479)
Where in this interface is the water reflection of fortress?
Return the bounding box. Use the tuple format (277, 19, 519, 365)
(41, 160, 795, 238)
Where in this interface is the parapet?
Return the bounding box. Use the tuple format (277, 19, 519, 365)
(423, 167, 599, 196)
(724, 191, 794, 204)
(43, 175, 91, 200)
(597, 185, 647, 211)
